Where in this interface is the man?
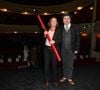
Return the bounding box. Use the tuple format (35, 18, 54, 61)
(59, 13, 80, 85)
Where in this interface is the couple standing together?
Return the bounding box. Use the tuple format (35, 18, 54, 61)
(43, 13, 80, 86)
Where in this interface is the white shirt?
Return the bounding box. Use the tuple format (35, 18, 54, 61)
(45, 30, 55, 46)
(64, 23, 71, 31)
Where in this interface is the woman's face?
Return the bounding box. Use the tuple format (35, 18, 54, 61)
(50, 18, 57, 27)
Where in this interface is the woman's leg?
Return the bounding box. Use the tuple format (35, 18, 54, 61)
(51, 52, 57, 82)
(44, 46, 51, 82)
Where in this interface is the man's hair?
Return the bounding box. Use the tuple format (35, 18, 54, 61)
(62, 13, 72, 19)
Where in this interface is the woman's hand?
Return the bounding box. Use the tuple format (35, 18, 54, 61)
(49, 40, 55, 45)
(44, 31, 48, 37)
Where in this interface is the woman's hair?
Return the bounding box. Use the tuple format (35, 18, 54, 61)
(48, 17, 59, 28)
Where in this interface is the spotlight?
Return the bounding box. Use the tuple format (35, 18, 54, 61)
(74, 11, 77, 14)
(90, 7, 93, 10)
(43, 12, 49, 15)
(77, 6, 83, 10)
(0, 8, 8, 12)
(61, 11, 67, 14)
(14, 31, 18, 34)
(33, 9, 36, 12)
(21, 11, 30, 15)
(83, 26, 86, 29)
(81, 33, 88, 36)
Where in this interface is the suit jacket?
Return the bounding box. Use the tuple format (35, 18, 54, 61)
(44, 27, 61, 51)
(58, 24, 80, 52)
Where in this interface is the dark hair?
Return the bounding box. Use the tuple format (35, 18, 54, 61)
(62, 13, 72, 19)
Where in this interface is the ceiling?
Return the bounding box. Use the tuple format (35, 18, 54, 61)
(0, 0, 94, 25)
(0, 0, 93, 15)
(4, 0, 74, 6)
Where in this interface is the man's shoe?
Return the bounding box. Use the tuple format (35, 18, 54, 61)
(60, 77, 67, 82)
(67, 79, 75, 86)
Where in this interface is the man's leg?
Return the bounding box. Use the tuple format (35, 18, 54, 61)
(60, 49, 75, 85)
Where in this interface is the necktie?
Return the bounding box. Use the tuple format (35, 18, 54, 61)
(65, 25, 68, 32)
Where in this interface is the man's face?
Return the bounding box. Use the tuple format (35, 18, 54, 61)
(63, 16, 71, 25)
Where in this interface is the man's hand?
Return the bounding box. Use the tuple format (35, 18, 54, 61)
(74, 51, 78, 54)
(49, 40, 55, 45)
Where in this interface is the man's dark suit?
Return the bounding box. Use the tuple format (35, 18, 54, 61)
(58, 24, 80, 79)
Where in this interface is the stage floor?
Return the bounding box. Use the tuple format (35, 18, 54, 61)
(0, 63, 100, 90)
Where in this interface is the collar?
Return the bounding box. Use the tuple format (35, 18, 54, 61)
(64, 23, 71, 29)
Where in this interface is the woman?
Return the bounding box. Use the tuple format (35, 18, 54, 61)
(43, 17, 60, 86)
